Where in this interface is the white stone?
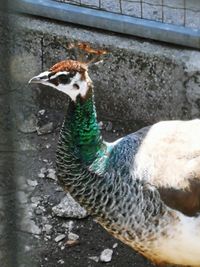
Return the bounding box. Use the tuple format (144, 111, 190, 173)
(57, 259, 65, 264)
(38, 167, 46, 178)
(52, 194, 87, 219)
(100, 249, 113, 263)
(27, 179, 38, 187)
(47, 168, 57, 180)
(62, 221, 74, 232)
(113, 243, 118, 248)
(46, 143, 51, 149)
(43, 224, 52, 234)
(38, 109, 45, 115)
(68, 232, 79, 241)
(30, 196, 41, 204)
(55, 234, 66, 243)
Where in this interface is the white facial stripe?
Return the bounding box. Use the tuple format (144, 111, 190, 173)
(49, 71, 69, 80)
(38, 71, 51, 79)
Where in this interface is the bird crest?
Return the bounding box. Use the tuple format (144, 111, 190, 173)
(49, 42, 108, 74)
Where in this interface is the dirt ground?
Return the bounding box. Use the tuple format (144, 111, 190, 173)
(0, 124, 155, 267)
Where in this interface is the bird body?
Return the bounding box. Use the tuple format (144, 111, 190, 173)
(29, 59, 200, 266)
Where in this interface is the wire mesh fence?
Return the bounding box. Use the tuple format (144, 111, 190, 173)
(55, 0, 200, 30)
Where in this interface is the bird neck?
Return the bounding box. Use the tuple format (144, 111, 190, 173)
(59, 86, 103, 166)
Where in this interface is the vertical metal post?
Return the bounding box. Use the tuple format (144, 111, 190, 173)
(183, 0, 186, 26)
(161, 0, 164, 23)
(140, 0, 143, 18)
(119, 0, 122, 14)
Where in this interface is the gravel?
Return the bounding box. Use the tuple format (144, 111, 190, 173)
(52, 194, 87, 219)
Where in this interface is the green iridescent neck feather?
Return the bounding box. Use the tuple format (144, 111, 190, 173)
(63, 89, 104, 166)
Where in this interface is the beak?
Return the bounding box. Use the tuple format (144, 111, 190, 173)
(29, 76, 41, 84)
(28, 71, 51, 84)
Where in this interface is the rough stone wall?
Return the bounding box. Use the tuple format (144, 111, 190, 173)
(9, 13, 200, 134)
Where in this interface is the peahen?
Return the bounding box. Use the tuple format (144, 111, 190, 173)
(29, 49, 200, 266)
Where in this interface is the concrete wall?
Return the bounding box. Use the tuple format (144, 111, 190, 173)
(4, 12, 200, 135)
(1, 15, 200, 136)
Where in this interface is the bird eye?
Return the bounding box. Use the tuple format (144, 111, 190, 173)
(73, 83, 80, 90)
(58, 74, 70, 84)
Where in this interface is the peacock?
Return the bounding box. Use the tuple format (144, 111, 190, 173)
(29, 44, 200, 266)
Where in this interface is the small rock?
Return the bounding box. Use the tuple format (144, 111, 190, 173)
(113, 243, 118, 249)
(46, 235, 51, 240)
(46, 143, 51, 149)
(55, 186, 63, 192)
(100, 249, 113, 263)
(98, 121, 104, 129)
(89, 256, 99, 263)
(38, 172, 45, 178)
(31, 203, 38, 209)
(30, 196, 41, 204)
(36, 122, 53, 135)
(62, 221, 74, 232)
(68, 232, 79, 241)
(55, 234, 66, 243)
(43, 224, 52, 235)
(38, 109, 45, 116)
(24, 245, 31, 252)
(57, 259, 64, 264)
(38, 167, 46, 178)
(41, 216, 48, 224)
(46, 168, 57, 180)
(27, 179, 38, 187)
(65, 239, 79, 247)
(35, 208, 44, 215)
(52, 194, 87, 219)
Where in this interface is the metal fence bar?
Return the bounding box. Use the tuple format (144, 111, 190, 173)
(140, 0, 143, 19)
(54, 0, 200, 22)
(183, 0, 186, 27)
(13, 0, 200, 49)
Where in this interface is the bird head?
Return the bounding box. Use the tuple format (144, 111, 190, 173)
(29, 59, 91, 102)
